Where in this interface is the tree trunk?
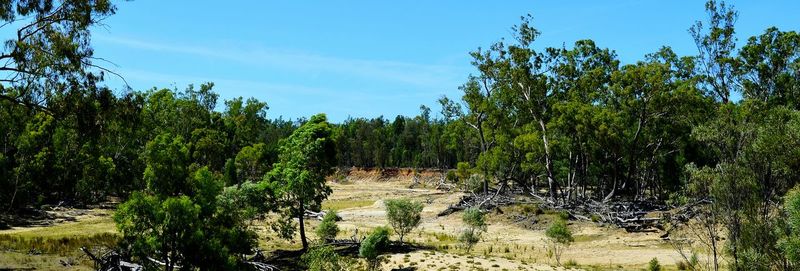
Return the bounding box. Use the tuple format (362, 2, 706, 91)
(538, 119, 557, 201)
(298, 201, 308, 251)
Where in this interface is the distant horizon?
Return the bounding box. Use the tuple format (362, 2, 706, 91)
(88, 1, 799, 121)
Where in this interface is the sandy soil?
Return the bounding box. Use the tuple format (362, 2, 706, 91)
(323, 169, 688, 270)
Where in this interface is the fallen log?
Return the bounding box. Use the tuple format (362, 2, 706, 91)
(245, 261, 280, 271)
(304, 210, 342, 221)
(81, 247, 143, 271)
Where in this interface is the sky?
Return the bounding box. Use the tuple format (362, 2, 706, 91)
(90, 0, 800, 122)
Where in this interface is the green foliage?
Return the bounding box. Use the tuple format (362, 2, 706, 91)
(0, 0, 117, 111)
(316, 210, 340, 243)
(267, 113, 336, 249)
(459, 208, 487, 252)
(302, 245, 345, 271)
(234, 143, 270, 183)
(465, 174, 486, 193)
(142, 133, 191, 196)
(115, 166, 262, 270)
(647, 258, 661, 271)
(546, 219, 573, 265)
(384, 198, 424, 243)
(780, 185, 800, 266)
(546, 219, 574, 244)
(462, 208, 487, 230)
(359, 226, 390, 271)
(557, 210, 570, 221)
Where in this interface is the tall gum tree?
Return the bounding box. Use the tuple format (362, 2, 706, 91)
(266, 114, 336, 250)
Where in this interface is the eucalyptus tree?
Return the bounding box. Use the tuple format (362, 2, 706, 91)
(545, 39, 618, 201)
(0, 0, 117, 113)
(605, 48, 710, 201)
(266, 113, 336, 250)
(690, 0, 739, 104)
(737, 28, 800, 108)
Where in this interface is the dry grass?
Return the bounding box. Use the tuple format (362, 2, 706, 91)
(321, 199, 375, 211)
(0, 211, 118, 270)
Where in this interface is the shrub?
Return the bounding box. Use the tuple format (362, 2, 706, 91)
(302, 245, 344, 271)
(360, 226, 391, 271)
(676, 260, 688, 270)
(385, 198, 424, 243)
(459, 228, 481, 252)
(545, 219, 573, 266)
(459, 207, 487, 252)
(521, 204, 542, 216)
(564, 259, 578, 268)
(558, 210, 570, 220)
(648, 257, 662, 271)
(316, 210, 339, 243)
(466, 174, 485, 193)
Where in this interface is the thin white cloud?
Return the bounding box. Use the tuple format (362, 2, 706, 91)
(94, 35, 467, 89)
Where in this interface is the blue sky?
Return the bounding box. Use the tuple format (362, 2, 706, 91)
(92, 1, 799, 122)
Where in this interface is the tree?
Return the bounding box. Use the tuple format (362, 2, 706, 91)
(234, 143, 270, 184)
(0, 0, 117, 112)
(546, 219, 573, 266)
(459, 207, 487, 252)
(690, 0, 739, 104)
(142, 133, 190, 196)
(359, 226, 390, 271)
(737, 28, 800, 108)
(316, 210, 339, 243)
(115, 193, 200, 271)
(267, 113, 336, 250)
(115, 167, 265, 270)
(384, 198, 424, 243)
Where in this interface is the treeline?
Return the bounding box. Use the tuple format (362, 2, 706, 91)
(334, 109, 476, 169)
(0, 84, 295, 209)
(443, 13, 800, 205)
(1, 83, 479, 210)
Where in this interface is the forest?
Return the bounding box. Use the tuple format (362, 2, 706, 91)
(1, 0, 800, 270)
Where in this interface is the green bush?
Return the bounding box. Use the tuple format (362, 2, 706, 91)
(385, 198, 423, 243)
(302, 245, 344, 271)
(466, 174, 485, 193)
(648, 257, 661, 271)
(546, 219, 573, 266)
(360, 226, 391, 271)
(558, 210, 570, 220)
(459, 207, 487, 252)
(316, 210, 339, 243)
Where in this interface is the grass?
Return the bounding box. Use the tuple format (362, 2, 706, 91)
(321, 199, 374, 211)
(0, 213, 119, 271)
(0, 210, 120, 270)
(0, 250, 95, 271)
(2, 215, 116, 239)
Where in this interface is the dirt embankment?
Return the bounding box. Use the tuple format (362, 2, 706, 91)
(330, 167, 446, 183)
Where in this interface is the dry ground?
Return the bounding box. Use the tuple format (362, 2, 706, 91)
(319, 172, 687, 271)
(0, 169, 700, 270)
